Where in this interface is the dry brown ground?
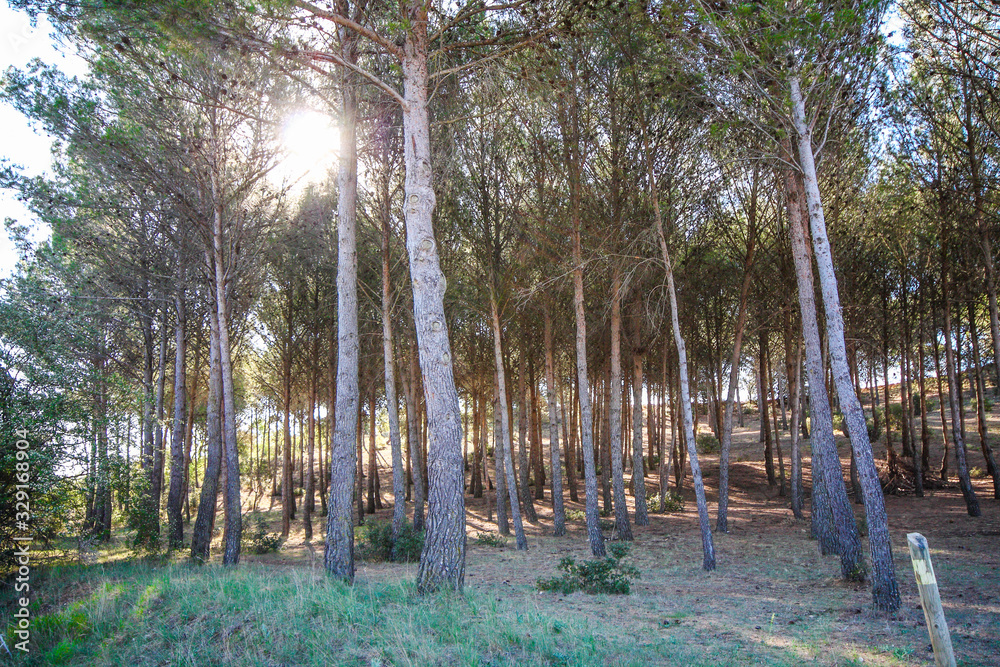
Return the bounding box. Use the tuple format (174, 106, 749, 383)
(249, 400, 1000, 667)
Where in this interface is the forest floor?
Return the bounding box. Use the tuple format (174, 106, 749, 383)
(4, 399, 1000, 666)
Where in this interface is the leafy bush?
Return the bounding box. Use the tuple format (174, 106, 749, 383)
(475, 531, 507, 548)
(969, 466, 986, 479)
(886, 403, 904, 431)
(646, 491, 684, 513)
(833, 413, 881, 441)
(971, 397, 995, 414)
(565, 509, 586, 522)
(125, 472, 160, 553)
(696, 433, 719, 454)
(536, 544, 639, 595)
(241, 515, 282, 554)
(356, 520, 424, 562)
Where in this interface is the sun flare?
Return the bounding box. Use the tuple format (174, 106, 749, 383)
(275, 110, 339, 186)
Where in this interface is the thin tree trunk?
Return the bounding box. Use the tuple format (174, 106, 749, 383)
(167, 288, 187, 549)
(544, 306, 566, 536)
(491, 295, 527, 549)
(609, 270, 633, 540)
(632, 349, 649, 526)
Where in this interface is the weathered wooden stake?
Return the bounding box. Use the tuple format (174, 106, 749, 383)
(907, 532, 956, 667)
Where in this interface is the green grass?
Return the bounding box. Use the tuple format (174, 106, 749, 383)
(2, 560, 689, 666)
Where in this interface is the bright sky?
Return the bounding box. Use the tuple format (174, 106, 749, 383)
(1, 5, 88, 279)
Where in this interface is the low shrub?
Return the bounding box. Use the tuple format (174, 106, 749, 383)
(474, 531, 507, 547)
(241, 515, 282, 555)
(536, 543, 639, 595)
(356, 520, 424, 562)
(646, 491, 684, 513)
(969, 466, 986, 479)
(565, 509, 586, 522)
(696, 433, 719, 454)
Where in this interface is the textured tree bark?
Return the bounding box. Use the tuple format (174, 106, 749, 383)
(643, 132, 714, 568)
(304, 333, 318, 540)
(404, 345, 426, 529)
(401, 6, 467, 593)
(544, 307, 567, 536)
(789, 336, 804, 519)
(493, 394, 509, 535)
(941, 263, 981, 517)
(211, 175, 241, 567)
(191, 301, 222, 563)
(632, 350, 649, 526)
(167, 289, 187, 549)
(282, 295, 295, 536)
(716, 239, 754, 532)
(759, 335, 776, 487)
(567, 85, 604, 558)
(968, 303, 1000, 498)
(785, 165, 862, 572)
(790, 76, 899, 611)
(609, 271, 633, 541)
(517, 343, 538, 523)
(491, 296, 527, 550)
(324, 27, 360, 580)
(151, 307, 168, 532)
(381, 197, 407, 537)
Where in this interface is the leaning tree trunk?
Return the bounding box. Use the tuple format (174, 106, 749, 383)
(790, 76, 899, 612)
(544, 306, 566, 536)
(211, 173, 241, 567)
(609, 270, 633, 541)
(491, 295, 527, 550)
(325, 38, 360, 581)
(644, 126, 714, 570)
(167, 288, 187, 549)
(191, 268, 223, 564)
(785, 164, 863, 574)
(401, 7, 467, 592)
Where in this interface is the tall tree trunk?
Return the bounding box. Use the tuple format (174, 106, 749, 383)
(324, 23, 361, 580)
(151, 306, 168, 532)
(517, 341, 537, 523)
(969, 302, 1000, 498)
(399, 5, 467, 593)
(790, 79, 899, 612)
(167, 289, 187, 548)
(491, 295, 527, 549)
(784, 165, 864, 576)
(632, 349, 649, 526)
(643, 128, 714, 570)
(609, 271, 633, 541)
(404, 343, 425, 528)
(210, 171, 241, 567)
(381, 202, 406, 537)
(567, 84, 605, 559)
(493, 393, 509, 535)
(191, 293, 223, 563)
(544, 306, 566, 536)
(716, 226, 755, 531)
(941, 265, 980, 517)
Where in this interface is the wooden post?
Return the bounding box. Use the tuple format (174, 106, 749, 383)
(907, 532, 956, 667)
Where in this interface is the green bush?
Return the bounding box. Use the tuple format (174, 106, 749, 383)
(474, 531, 507, 548)
(356, 520, 424, 563)
(886, 403, 904, 431)
(646, 491, 684, 513)
(536, 544, 639, 595)
(565, 509, 586, 522)
(971, 397, 995, 414)
(241, 515, 282, 555)
(833, 413, 881, 441)
(969, 466, 986, 479)
(696, 433, 719, 454)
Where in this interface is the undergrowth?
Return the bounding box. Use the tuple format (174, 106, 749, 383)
(536, 543, 639, 595)
(0, 560, 670, 666)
